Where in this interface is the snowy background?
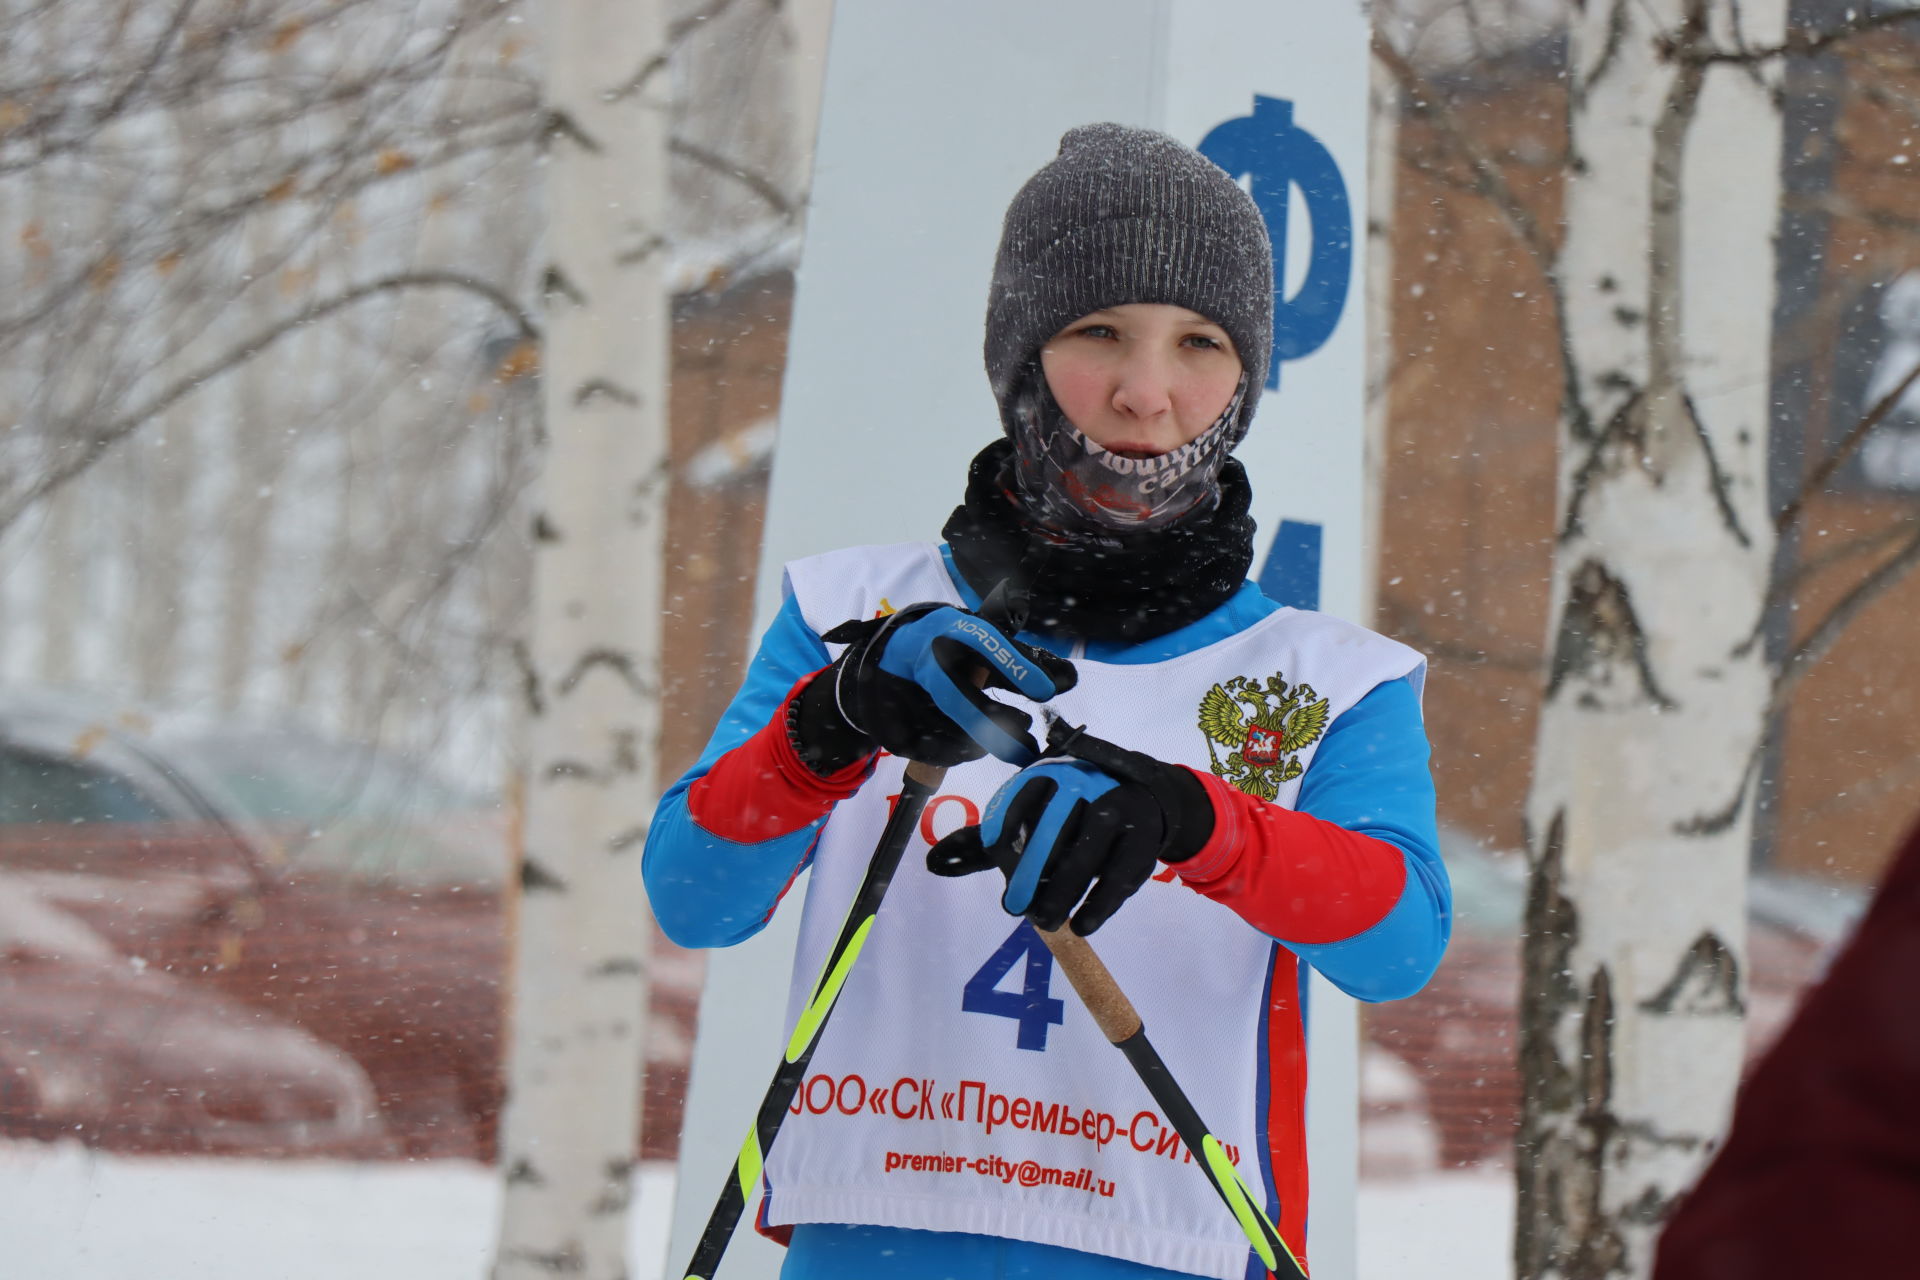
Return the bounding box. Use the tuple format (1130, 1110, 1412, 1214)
(0, 1143, 1512, 1280)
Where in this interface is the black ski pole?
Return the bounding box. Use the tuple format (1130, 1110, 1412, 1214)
(679, 755, 941, 1280)
(679, 585, 1021, 1280)
(1035, 923, 1308, 1280)
(1033, 714, 1308, 1279)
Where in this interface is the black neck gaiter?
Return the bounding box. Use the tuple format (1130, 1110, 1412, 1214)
(942, 440, 1257, 644)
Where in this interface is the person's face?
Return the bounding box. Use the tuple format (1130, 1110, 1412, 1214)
(1037, 304, 1242, 456)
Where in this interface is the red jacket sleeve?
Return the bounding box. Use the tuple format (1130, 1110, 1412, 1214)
(686, 671, 877, 843)
(1174, 769, 1409, 945)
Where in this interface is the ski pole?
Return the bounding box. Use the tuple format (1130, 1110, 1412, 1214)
(1033, 713, 1307, 1279)
(679, 755, 942, 1280)
(679, 586, 1022, 1280)
(1035, 923, 1307, 1280)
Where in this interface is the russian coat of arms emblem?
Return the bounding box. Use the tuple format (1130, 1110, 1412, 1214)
(1197, 673, 1332, 800)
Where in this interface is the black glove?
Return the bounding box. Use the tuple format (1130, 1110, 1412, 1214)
(926, 733, 1215, 935)
(790, 602, 1077, 773)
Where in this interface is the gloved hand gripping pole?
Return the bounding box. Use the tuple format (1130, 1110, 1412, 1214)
(678, 584, 1022, 1280)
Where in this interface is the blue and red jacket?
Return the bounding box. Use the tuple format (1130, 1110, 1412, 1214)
(644, 552, 1449, 1278)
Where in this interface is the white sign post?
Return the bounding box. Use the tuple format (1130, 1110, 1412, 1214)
(669, 4, 1373, 1276)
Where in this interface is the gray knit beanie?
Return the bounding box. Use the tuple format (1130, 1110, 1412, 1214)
(984, 123, 1275, 439)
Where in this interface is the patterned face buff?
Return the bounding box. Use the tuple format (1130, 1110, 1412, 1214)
(1009, 372, 1250, 532)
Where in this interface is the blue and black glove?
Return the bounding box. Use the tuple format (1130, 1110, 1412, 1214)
(925, 734, 1215, 935)
(791, 603, 1077, 774)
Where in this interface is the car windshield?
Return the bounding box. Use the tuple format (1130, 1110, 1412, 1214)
(0, 746, 173, 826)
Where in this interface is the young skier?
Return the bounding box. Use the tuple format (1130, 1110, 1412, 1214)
(644, 123, 1449, 1280)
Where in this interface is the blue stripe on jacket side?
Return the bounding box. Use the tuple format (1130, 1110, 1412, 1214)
(643, 592, 833, 949)
(1287, 677, 1449, 1002)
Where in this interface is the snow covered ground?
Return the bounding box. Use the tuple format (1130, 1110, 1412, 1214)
(0, 1140, 1511, 1279)
(1356, 1170, 1515, 1279)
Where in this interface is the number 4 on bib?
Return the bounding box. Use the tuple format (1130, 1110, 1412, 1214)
(962, 921, 1066, 1051)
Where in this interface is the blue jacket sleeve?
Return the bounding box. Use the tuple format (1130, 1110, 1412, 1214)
(641, 593, 834, 947)
(1286, 676, 1451, 1002)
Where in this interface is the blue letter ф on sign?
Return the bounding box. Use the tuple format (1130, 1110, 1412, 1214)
(1198, 96, 1352, 391)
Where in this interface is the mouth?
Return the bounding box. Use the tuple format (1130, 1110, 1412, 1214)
(1104, 443, 1164, 460)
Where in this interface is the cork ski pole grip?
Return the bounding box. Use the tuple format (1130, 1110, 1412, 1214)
(1036, 924, 1143, 1044)
(1039, 918, 1306, 1278)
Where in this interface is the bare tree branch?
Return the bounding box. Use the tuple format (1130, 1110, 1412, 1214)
(0, 271, 537, 533)
(1793, 519, 1920, 582)
(668, 135, 794, 219)
(1377, 601, 1544, 673)
(1373, 30, 1594, 445)
(1647, 1, 1710, 396)
(1783, 190, 1920, 252)
(1372, 32, 1556, 270)
(1700, 509, 1920, 830)
(607, 0, 746, 100)
(1666, 5, 1920, 66)
(1776, 516, 1920, 701)
(1776, 354, 1920, 535)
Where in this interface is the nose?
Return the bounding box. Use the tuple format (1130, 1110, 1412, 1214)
(1110, 347, 1173, 419)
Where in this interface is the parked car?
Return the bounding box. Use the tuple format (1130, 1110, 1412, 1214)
(1360, 829, 1868, 1172)
(0, 690, 700, 1161)
(0, 869, 387, 1155)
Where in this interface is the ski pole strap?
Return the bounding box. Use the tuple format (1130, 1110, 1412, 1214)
(977, 577, 1026, 635)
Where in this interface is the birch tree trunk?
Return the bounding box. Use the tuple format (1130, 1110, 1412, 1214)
(1362, 48, 1399, 628)
(491, 0, 669, 1275)
(1516, 3, 1787, 1277)
(781, 0, 835, 199)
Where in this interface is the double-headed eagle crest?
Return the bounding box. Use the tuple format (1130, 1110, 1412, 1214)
(1197, 673, 1331, 800)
